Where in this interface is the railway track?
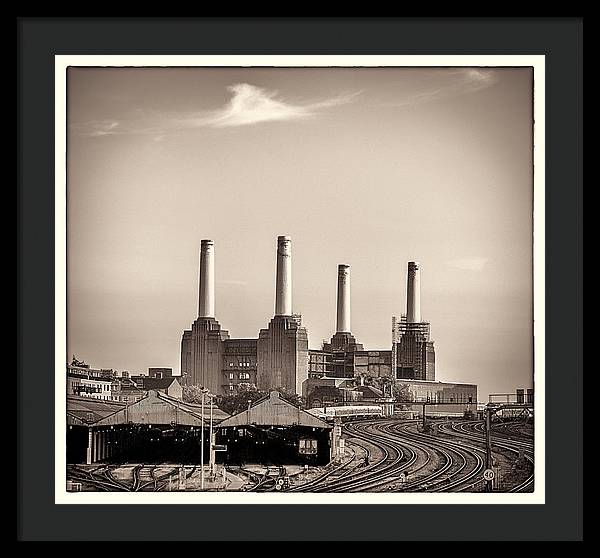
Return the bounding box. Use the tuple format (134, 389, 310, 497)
(444, 420, 534, 492)
(286, 446, 366, 492)
(67, 463, 183, 492)
(389, 421, 485, 492)
(289, 420, 419, 493)
(289, 417, 534, 493)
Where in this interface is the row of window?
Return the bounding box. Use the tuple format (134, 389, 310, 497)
(227, 361, 254, 367)
(225, 372, 252, 380)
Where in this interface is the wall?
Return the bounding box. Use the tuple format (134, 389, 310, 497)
(257, 316, 309, 395)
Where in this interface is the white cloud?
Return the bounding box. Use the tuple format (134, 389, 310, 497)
(389, 68, 499, 108)
(71, 84, 359, 138)
(72, 120, 121, 137)
(447, 257, 489, 271)
(186, 83, 359, 128)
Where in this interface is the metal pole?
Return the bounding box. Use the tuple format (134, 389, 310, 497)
(201, 391, 205, 490)
(485, 407, 493, 492)
(422, 403, 426, 431)
(391, 316, 397, 389)
(209, 394, 214, 477)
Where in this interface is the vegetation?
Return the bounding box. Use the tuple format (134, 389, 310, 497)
(181, 384, 209, 405)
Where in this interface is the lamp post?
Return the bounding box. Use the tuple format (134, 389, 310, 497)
(209, 393, 215, 477)
(200, 387, 210, 490)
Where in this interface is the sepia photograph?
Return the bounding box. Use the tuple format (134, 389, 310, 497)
(58, 56, 542, 502)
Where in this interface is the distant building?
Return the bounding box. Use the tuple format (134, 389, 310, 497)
(132, 376, 183, 400)
(68, 360, 180, 403)
(307, 262, 435, 382)
(110, 378, 145, 403)
(302, 376, 358, 408)
(67, 363, 114, 401)
(400, 379, 477, 406)
(303, 376, 477, 415)
(147, 367, 173, 379)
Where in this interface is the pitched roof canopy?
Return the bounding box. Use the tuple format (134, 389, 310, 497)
(219, 391, 332, 429)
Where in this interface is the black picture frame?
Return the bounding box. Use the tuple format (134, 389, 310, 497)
(18, 17, 583, 542)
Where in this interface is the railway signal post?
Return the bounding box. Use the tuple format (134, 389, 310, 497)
(485, 406, 493, 492)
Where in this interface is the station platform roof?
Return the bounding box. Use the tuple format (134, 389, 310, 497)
(68, 391, 230, 428)
(219, 391, 332, 429)
(67, 395, 125, 426)
(93, 390, 230, 428)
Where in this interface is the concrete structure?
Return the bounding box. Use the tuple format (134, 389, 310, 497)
(257, 315, 309, 395)
(391, 262, 435, 381)
(181, 236, 308, 396)
(275, 235, 292, 316)
(324, 264, 364, 355)
(198, 239, 215, 318)
(178, 245, 448, 395)
(257, 236, 309, 394)
(336, 264, 351, 333)
(180, 240, 231, 394)
(406, 261, 421, 323)
(308, 261, 434, 381)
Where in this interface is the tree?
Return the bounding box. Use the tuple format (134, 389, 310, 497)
(216, 385, 306, 415)
(393, 382, 414, 410)
(216, 384, 264, 415)
(181, 384, 208, 405)
(275, 386, 305, 409)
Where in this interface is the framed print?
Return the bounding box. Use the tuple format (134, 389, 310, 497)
(18, 17, 583, 542)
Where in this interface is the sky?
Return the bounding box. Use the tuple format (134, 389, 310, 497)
(67, 66, 533, 400)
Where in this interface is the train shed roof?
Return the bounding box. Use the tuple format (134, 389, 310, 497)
(89, 391, 230, 427)
(67, 395, 126, 426)
(219, 391, 332, 429)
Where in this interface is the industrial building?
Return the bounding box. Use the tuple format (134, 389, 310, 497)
(67, 238, 479, 470)
(307, 261, 435, 382)
(180, 236, 309, 396)
(305, 261, 436, 387)
(179, 237, 476, 404)
(302, 260, 475, 410)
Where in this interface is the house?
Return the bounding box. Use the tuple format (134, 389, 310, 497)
(134, 376, 183, 400)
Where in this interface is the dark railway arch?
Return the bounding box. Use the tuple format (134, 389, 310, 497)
(67, 390, 336, 467)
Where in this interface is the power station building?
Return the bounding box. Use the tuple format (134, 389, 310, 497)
(306, 261, 435, 382)
(180, 236, 469, 400)
(180, 236, 308, 396)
